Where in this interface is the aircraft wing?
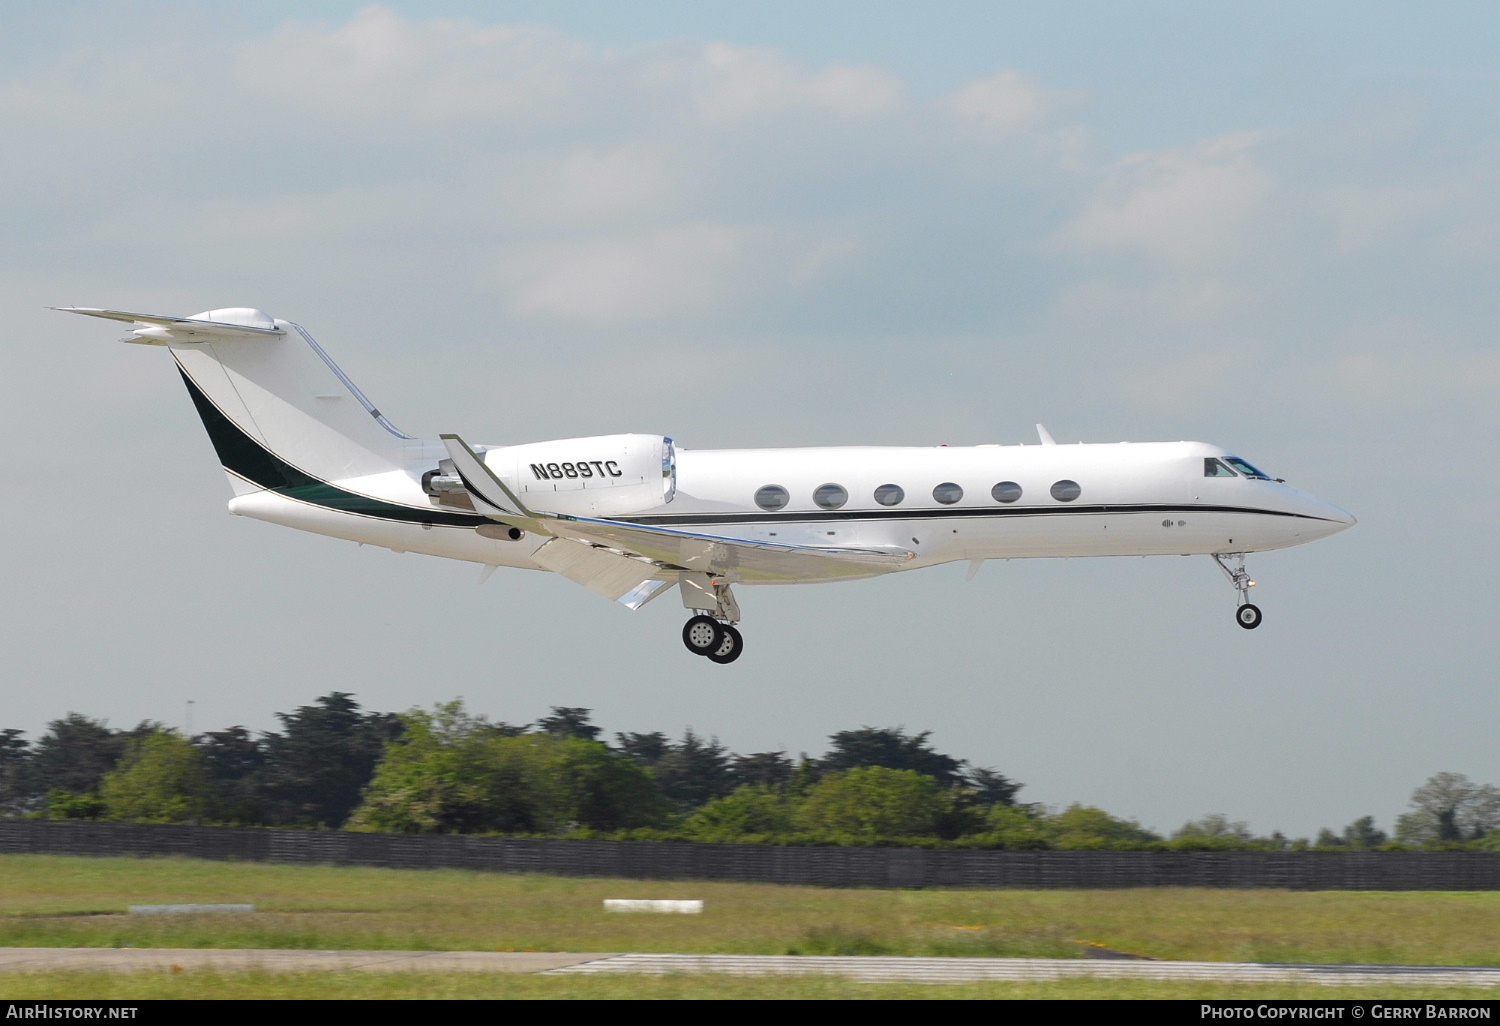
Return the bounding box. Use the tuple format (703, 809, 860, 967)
(441, 432, 913, 583)
(546, 516, 914, 583)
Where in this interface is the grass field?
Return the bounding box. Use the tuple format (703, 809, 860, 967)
(2, 854, 1500, 968)
(3, 972, 1498, 1001)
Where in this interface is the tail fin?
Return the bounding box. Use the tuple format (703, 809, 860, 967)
(59, 307, 416, 492)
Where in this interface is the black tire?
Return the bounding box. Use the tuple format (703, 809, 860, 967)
(707, 624, 743, 664)
(682, 615, 724, 656)
(1236, 603, 1263, 630)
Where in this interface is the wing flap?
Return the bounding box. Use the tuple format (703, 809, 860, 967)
(531, 538, 670, 608)
(549, 515, 914, 582)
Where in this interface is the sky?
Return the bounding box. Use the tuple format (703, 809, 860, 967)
(3, 2, 1498, 838)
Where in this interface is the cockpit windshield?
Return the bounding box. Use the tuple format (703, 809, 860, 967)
(1224, 456, 1271, 480)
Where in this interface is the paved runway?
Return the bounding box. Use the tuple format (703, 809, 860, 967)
(551, 953, 1500, 986)
(3, 948, 1499, 985)
(0, 949, 605, 974)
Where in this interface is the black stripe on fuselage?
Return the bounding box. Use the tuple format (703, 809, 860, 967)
(175, 361, 1327, 532)
(175, 362, 488, 528)
(614, 503, 1334, 526)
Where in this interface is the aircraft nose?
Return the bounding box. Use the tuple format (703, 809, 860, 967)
(1299, 492, 1356, 535)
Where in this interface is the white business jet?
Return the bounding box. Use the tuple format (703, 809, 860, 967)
(61, 307, 1355, 664)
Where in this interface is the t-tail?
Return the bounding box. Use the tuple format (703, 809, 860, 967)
(56, 307, 420, 497)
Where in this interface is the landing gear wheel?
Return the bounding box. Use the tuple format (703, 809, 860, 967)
(1236, 603, 1263, 630)
(682, 615, 724, 656)
(707, 624, 743, 664)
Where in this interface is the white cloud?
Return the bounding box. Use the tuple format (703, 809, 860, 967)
(682, 42, 905, 123)
(503, 221, 756, 323)
(1321, 318, 1500, 405)
(1323, 182, 1463, 253)
(2, 3, 1494, 403)
(1121, 346, 1258, 411)
(1058, 132, 1271, 267)
(501, 220, 861, 324)
(492, 142, 690, 228)
(806, 64, 907, 120)
(941, 70, 1050, 137)
(233, 5, 586, 127)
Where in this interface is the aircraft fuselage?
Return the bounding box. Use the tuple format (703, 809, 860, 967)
(229, 438, 1354, 582)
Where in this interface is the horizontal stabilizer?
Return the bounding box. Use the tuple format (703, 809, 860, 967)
(55, 307, 285, 344)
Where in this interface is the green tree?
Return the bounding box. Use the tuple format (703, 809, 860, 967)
(44, 790, 106, 820)
(259, 693, 402, 827)
(1314, 828, 1346, 848)
(796, 767, 952, 839)
(349, 702, 545, 833)
(536, 707, 601, 741)
(1048, 804, 1159, 849)
(350, 701, 665, 834)
(729, 751, 794, 789)
(1396, 773, 1500, 846)
(820, 727, 965, 786)
(0, 729, 34, 816)
(963, 766, 1022, 807)
(680, 786, 797, 841)
(651, 730, 735, 811)
(194, 726, 268, 824)
(554, 737, 667, 831)
(99, 730, 213, 824)
(1342, 816, 1388, 849)
(31, 714, 157, 796)
(615, 731, 670, 767)
(975, 804, 1054, 849)
(1173, 813, 1254, 843)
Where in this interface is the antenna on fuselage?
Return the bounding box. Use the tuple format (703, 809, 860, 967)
(1036, 423, 1057, 445)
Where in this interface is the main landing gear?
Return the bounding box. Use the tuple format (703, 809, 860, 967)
(1213, 553, 1262, 630)
(679, 574, 744, 664)
(682, 615, 744, 664)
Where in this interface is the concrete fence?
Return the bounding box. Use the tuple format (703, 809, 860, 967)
(3, 819, 1498, 889)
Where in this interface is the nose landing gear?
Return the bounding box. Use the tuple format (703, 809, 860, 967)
(1213, 553, 1262, 629)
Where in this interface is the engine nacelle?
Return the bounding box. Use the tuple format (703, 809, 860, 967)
(484, 434, 676, 516)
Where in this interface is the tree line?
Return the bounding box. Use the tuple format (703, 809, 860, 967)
(0, 693, 1492, 850)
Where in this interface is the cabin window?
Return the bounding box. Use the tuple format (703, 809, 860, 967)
(1204, 458, 1238, 478)
(1224, 457, 1271, 480)
(1050, 479, 1081, 502)
(754, 485, 789, 511)
(991, 481, 1022, 503)
(874, 484, 905, 506)
(813, 483, 849, 510)
(933, 482, 963, 504)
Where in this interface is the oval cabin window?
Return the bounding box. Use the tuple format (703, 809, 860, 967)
(813, 483, 849, 510)
(874, 484, 904, 506)
(933, 482, 963, 505)
(754, 485, 790, 511)
(1050, 479, 1081, 502)
(991, 481, 1022, 503)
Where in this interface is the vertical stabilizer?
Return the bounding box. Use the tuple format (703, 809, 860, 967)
(60, 307, 414, 492)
